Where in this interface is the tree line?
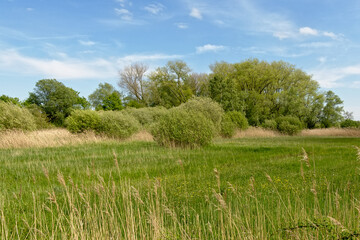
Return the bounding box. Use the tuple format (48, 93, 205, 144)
(1, 59, 358, 129)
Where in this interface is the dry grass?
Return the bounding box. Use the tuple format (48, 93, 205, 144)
(233, 127, 281, 138)
(0, 129, 109, 149)
(127, 130, 154, 142)
(0, 129, 154, 149)
(300, 128, 360, 137)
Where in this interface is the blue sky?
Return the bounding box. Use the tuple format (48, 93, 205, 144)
(0, 0, 360, 119)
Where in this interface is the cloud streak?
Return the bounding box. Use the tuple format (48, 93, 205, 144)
(196, 44, 225, 53)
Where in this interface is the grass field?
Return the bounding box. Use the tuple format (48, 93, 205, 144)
(0, 132, 359, 239)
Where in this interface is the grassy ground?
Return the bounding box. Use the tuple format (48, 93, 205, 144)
(0, 135, 359, 239)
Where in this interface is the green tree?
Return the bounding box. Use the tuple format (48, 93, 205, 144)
(0, 95, 21, 106)
(88, 83, 122, 110)
(320, 91, 344, 128)
(148, 60, 193, 108)
(26, 79, 87, 125)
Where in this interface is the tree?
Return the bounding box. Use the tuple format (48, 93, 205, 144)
(118, 63, 149, 105)
(320, 90, 344, 128)
(88, 83, 122, 110)
(147, 60, 193, 108)
(0, 95, 21, 106)
(26, 79, 87, 125)
(208, 59, 334, 127)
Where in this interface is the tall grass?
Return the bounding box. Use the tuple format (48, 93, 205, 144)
(0, 142, 359, 239)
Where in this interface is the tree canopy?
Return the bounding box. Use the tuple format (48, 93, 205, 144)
(26, 79, 89, 125)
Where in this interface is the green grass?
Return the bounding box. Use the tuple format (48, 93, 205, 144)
(1, 136, 359, 239)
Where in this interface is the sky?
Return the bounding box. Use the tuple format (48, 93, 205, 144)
(0, 0, 360, 120)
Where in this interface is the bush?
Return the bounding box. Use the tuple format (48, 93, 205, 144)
(97, 111, 141, 139)
(221, 115, 237, 138)
(177, 97, 224, 132)
(65, 110, 101, 133)
(151, 108, 215, 148)
(226, 111, 249, 130)
(0, 102, 36, 131)
(276, 116, 303, 135)
(26, 104, 52, 129)
(262, 119, 278, 131)
(340, 119, 360, 128)
(124, 107, 168, 127)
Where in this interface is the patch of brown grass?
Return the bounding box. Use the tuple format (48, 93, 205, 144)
(233, 127, 281, 138)
(127, 130, 154, 142)
(0, 129, 109, 149)
(300, 128, 360, 137)
(0, 129, 155, 149)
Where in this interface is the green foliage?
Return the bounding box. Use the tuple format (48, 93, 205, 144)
(88, 83, 123, 110)
(26, 79, 87, 125)
(262, 119, 278, 131)
(147, 60, 193, 108)
(151, 108, 215, 148)
(276, 116, 303, 135)
(25, 104, 52, 129)
(0, 102, 36, 131)
(65, 110, 101, 133)
(0, 95, 21, 106)
(340, 119, 360, 128)
(97, 111, 141, 139)
(124, 107, 168, 127)
(226, 111, 249, 130)
(321, 91, 344, 128)
(208, 59, 338, 128)
(177, 97, 224, 132)
(220, 115, 236, 138)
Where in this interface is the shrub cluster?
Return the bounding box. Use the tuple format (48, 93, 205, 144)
(177, 97, 224, 132)
(151, 108, 215, 148)
(276, 116, 303, 135)
(220, 114, 237, 138)
(65, 110, 101, 133)
(340, 119, 360, 129)
(97, 111, 140, 139)
(0, 102, 37, 131)
(124, 107, 167, 127)
(261, 119, 278, 131)
(65, 110, 140, 139)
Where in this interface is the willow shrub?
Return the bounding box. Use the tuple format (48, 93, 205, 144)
(97, 111, 141, 139)
(226, 111, 249, 130)
(177, 97, 224, 133)
(124, 107, 168, 127)
(65, 110, 101, 133)
(220, 114, 237, 138)
(276, 116, 303, 135)
(151, 108, 215, 148)
(0, 102, 36, 131)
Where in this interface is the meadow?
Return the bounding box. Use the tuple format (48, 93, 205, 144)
(0, 130, 359, 239)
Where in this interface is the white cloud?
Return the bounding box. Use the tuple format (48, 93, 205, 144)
(115, 0, 125, 7)
(299, 27, 319, 36)
(299, 42, 333, 48)
(0, 50, 116, 79)
(0, 50, 184, 80)
(114, 8, 133, 21)
(310, 64, 360, 88)
(318, 57, 327, 64)
(196, 44, 225, 54)
(26, 8, 34, 11)
(117, 53, 183, 63)
(144, 3, 165, 15)
(176, 23, 188, 29)
(190, 8, 202, 19)
(78, 40, 96, 46)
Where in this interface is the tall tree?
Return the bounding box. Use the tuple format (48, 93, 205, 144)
(88, 83, 122, 110)
(118, 63, 149, 105)
(147, 61, 193, 108)
(320, 90, 344, 127)
(26, 79, 87, 125)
